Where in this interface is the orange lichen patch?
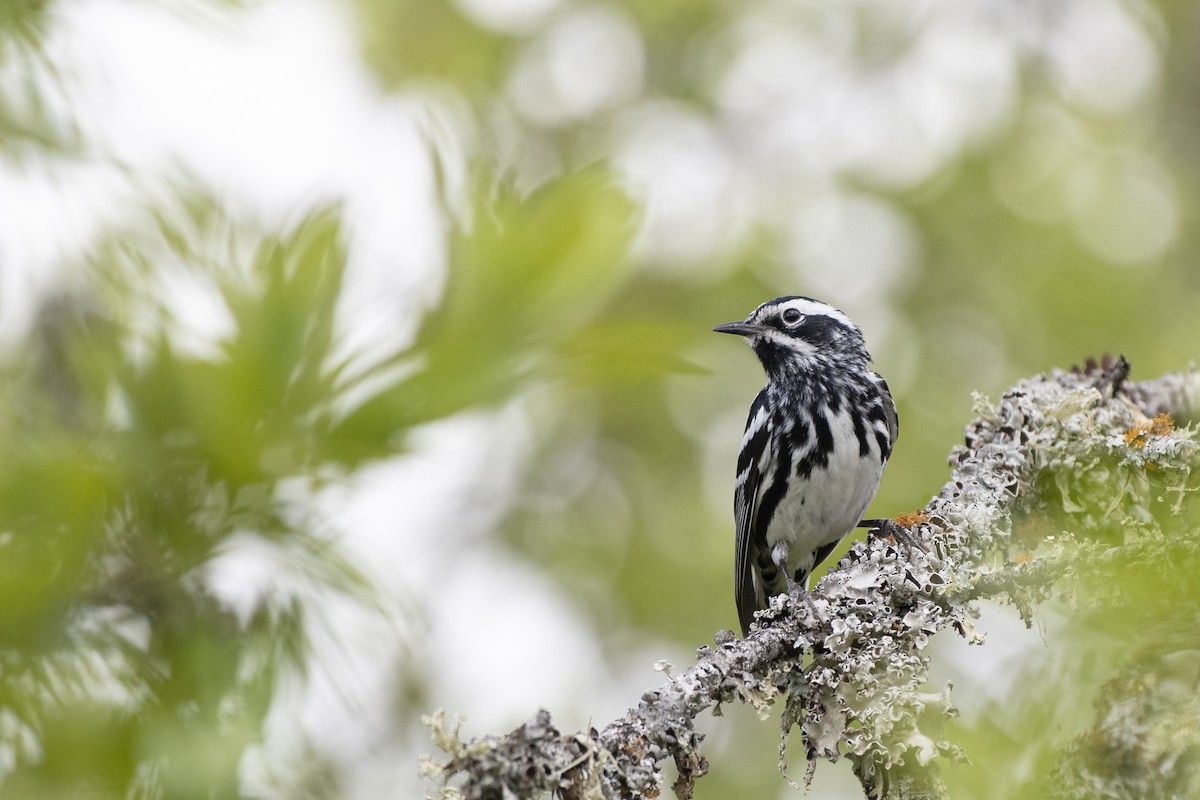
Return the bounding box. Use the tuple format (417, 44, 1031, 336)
(1010, 552, 1034, 564)
(892, 509, 930, 528)
(1124, 413, 1175, 448)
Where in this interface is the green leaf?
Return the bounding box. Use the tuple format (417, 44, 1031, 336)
(332, 165, 639, 449)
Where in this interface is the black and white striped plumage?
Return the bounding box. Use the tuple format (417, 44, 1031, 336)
(714, 296, 898, 636)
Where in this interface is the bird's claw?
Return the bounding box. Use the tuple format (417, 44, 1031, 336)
(862, 517, 927, 552)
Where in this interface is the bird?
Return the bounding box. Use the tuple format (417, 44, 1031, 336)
(714, 296, 898, 636)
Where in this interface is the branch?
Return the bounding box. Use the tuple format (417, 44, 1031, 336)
(422, 358, 1200, 800)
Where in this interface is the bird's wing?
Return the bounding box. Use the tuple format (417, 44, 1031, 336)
(872, 373, 900, 457)
(735, 389, 773, 637)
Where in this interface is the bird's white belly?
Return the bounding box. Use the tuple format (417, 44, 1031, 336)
(765, 407, 885, 572)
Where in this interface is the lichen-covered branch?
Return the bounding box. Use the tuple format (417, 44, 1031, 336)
(1052, 647, 1200, 799)
(422, 359, 1200, 800)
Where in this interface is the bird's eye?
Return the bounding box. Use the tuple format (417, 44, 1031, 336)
(782, 308, 804, 325)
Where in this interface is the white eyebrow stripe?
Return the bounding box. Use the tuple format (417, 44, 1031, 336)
(778, 298, 855, 329)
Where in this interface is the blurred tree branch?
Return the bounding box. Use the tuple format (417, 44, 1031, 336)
(423, 359, 1200, 800)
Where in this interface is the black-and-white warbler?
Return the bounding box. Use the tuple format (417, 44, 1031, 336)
(714, 296, 898, 636)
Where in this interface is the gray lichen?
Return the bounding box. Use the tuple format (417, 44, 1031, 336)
(1052, 649, 1200, 800)
(423, 359, 1200, 800)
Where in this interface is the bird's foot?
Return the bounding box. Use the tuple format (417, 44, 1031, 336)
(860, 517, 927, 552)
(784, 579, 827, 627)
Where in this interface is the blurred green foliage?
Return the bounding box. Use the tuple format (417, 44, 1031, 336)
(2, 0, 1199, 798)
(0, 0, 77, 156)
(0, 201, 362, 796)
(356, 0, 512, 93)
(0, 159, 645, 795)
(333, 166, 638, 444)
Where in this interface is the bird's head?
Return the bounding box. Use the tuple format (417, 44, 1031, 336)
(713, 296, 870, 377)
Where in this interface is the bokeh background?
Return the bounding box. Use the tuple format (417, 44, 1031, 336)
(0, 0, 1197, 797)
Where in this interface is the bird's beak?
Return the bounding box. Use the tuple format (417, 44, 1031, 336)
(713, 321, 764, 337)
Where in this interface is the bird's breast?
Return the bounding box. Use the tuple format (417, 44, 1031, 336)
(764, 403, 887, 564)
